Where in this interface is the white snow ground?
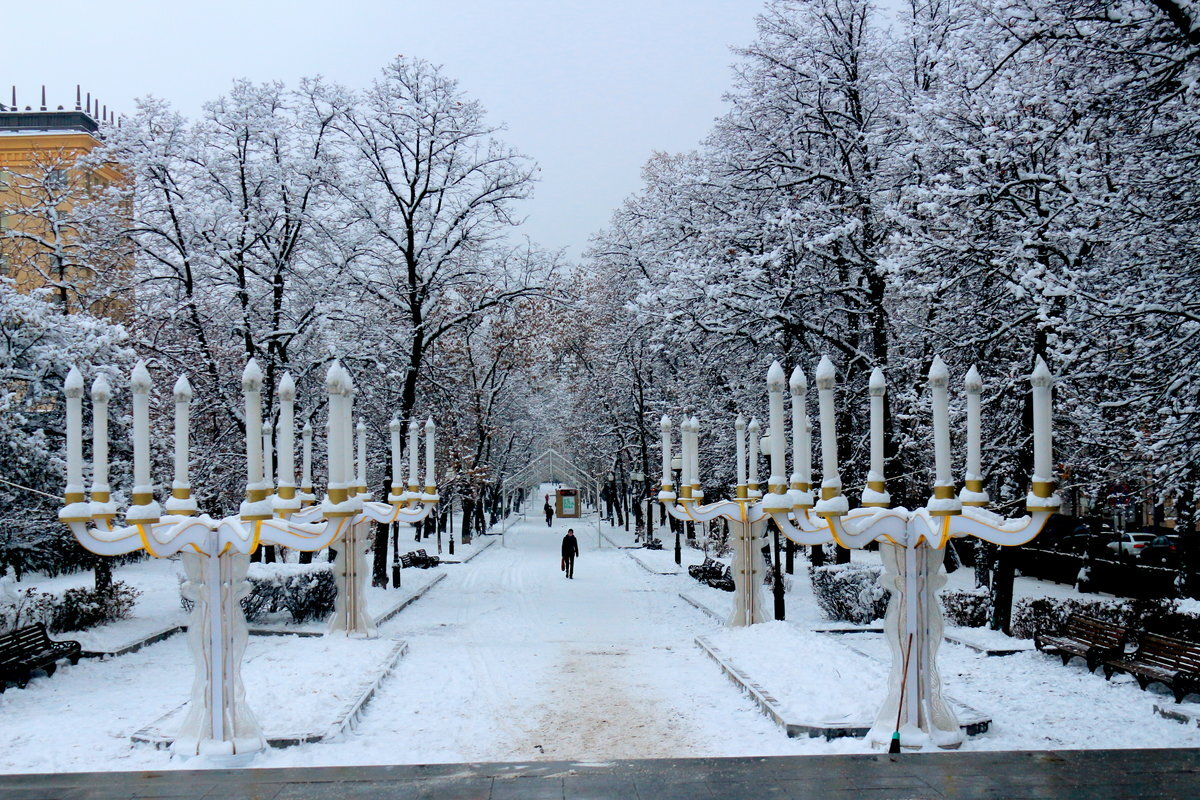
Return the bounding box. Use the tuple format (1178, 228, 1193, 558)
(2, 501, 1199, 774)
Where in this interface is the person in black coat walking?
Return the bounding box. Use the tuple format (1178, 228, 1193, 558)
(544, 495, 555, 527)
(561, 528, 579, 579)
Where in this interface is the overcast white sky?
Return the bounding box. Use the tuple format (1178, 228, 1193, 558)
(4, 0, 776, 259)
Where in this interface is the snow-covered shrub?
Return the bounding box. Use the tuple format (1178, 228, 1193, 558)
(0, 580, 138, 633)
(180, 562, 336, 624)
(940, 588, 992, 628)
(1011, 596, 1200, 642)
(810, 563, 888, 624)
(49, 582, 139, 632)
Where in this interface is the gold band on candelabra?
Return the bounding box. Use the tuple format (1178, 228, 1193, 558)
(323, 486, 357, 517)
(357, 485, 367, 496)
(736, 485, 748, 499)
(423, 486, 438, 503)
(768, 481, 786, 495)
(300, 487, 313, 506)
(277, 486, 296, 500)
(933, 485, 956, 500)
(60, 491, 91, 523)
(1032, 480, 1055, 499)
(131, 492, 154, 506)
(170, 488, 191, 500)
(92, 490, 110, 503)
(962, 478, 988, 507)
(820, 486, 840, 500)
(862, 479, 889, 508)
(679, 485, 693, 501)
(246, 488, 271, 502)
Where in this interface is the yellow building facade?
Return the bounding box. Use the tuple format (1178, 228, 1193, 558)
(0, 105, 129, 317)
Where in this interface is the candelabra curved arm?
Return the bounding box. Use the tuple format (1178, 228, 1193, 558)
(287, 504, 327, 525)
(951, 506, 1054, 547)
(769, 506, 910, 549)
(253, 516, 348, 552)
(358, 499, 435, 526)
(664, 498, 745, 524)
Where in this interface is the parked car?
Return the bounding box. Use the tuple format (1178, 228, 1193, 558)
(1139, 535, 1179, 566)
(1106, 532, 1156, 558)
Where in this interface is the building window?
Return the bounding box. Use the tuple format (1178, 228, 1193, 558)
(47, 169, 67, 190)
(0, 170, 10, 191)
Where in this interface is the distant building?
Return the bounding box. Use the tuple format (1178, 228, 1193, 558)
(0, 86, 129, 317)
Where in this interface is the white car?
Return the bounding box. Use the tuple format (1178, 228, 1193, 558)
(1105, 532, 1155, 557)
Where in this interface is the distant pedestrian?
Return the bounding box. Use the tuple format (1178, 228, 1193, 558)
(561, 528, 579, 579)
(544, 497, 554, 527)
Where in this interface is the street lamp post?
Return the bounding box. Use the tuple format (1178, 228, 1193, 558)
(671, 455, 683, 564)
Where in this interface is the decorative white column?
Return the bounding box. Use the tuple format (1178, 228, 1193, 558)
(89, 374, 115, 522)
(735, 414, 747, 495)
(789, 367, 813, 509)
(275, 373, 300, 515)
(299, 420, 315, 504)
(127, 361, 160, 524)
(747, 418, 761, 497)
(165, 375, 198, 515)
(813, 357, 847, 518)
(960, 366, 989, 507)
(863, 367, 890, 507)
(927, 356, 961, 516)
(59, 368, 90, 524)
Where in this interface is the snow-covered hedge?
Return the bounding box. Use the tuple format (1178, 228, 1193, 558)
(0, 579, 140, 634)
(810, 563, 888, 624)
(180, 562, 335, 624)
(1011, 596, 1200, 642)
(940, 588, 992, 628)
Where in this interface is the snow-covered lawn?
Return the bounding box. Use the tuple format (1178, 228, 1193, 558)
(1, 515, 1198, 775)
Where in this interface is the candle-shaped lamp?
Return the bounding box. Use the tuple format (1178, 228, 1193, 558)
(407, 419, 420, 495)
(165, 375, 198, 515)
(689, 416, 701, 497)
(659, 415, 672, 494)
(277, 373, 297, 506)
(747, 418, 761, 497)
(813, 356, 847, 517)
(89, 374, 115, 521)
(423, 418, 436, 496)
(240, 359, 272, 520)
(59, 367, 90, 523)
(1029, 357, 1056, 509)
(863, 367, 890, 508)
(389, 417, 403, 502)
(735, 414, 747, 497)
(300, 420, 314, 503)
(960, 366, 989, 507)
(678, 417, 693, 498)
(263, 423, 274, 494)
(127, 361, 161, 524)
(356, 420, 367, 498)
(789, 366, 812, 509)
(766, 361, 787, 494)
(926, 356, 961, 516)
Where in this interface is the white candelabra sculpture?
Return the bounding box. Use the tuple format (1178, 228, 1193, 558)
(658, 410, 772, 627)
(59, 359, 439, 758)
(286, 364, 441, 638)
(660, 356, 1059, 751)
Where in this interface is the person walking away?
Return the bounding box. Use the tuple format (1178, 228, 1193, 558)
(561, 528, 579, 579)
(544, 496, 554, 527)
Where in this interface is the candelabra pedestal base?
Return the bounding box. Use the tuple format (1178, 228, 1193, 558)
(729, 517, 770, 628)
(329, 519, 376, 638)
(867, 541, 962, 750)
(176, 550, 266, 757)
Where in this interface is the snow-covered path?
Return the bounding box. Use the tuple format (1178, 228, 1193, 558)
(258, 514, 795, 768)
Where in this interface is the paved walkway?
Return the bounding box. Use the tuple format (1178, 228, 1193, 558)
(2, 748, 1198, 798)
